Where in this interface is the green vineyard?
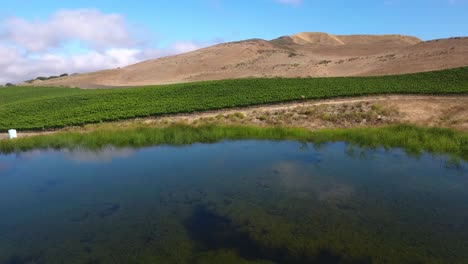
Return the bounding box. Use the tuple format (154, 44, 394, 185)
(1, 67, 467, 131)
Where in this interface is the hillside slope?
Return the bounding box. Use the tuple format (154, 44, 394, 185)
(6, 67, 468, 130)
(30, 32, 468, 88)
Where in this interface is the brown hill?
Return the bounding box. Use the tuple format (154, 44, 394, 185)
(289, 32, 421, 46)
(30, 33, 468, 88)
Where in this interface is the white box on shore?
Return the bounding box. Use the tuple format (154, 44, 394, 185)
(8, 129, 17, 139)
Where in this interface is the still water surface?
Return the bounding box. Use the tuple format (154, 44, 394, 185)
(0, 141, 467, 264)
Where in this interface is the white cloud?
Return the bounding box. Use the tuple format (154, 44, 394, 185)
(2, 9, 137, 52)
(0, 42, 216, 84)
(171, 41, 206, 54)
(0, 9, 221, 84)
(70, 49, 143, 70)
(139, 40, 215, 59)
(275, 0, 303, 6)
(0, 45, 20, 68)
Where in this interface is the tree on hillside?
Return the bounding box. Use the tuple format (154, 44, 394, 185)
(34, 74, 69, 81)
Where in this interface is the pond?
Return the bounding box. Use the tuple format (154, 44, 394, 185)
(0, 140, 467, 264)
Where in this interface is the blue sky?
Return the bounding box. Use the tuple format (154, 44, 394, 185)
(1, 0, 467, 83)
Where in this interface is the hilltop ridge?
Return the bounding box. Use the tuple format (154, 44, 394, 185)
(28, 32, 468, 88)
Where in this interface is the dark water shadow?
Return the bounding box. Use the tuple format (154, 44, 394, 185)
(4, 252, 45, 264)
(35, 178, 64, 193)
(185, 206, 372, 264)
(96, 203, 120, 218)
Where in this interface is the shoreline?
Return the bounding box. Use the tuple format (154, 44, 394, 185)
(0, 124, 466, 161)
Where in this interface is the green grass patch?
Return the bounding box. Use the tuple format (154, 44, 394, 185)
(0, 67, 467, 131)
(1, 125, 467, 161)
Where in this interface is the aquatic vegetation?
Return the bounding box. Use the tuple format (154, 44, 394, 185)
(0, 124, 467, 161)
(0, 67, 467, 131)
(185, 206, 373, 264)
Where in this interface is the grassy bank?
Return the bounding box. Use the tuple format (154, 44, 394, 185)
(1, 67, 467, 131)
(1, 124, 467, 161)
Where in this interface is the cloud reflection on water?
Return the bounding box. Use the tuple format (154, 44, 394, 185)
(61, 147, 136, 163)
(13, 147, 136, 163)
(0, 163, 10, 173)
(273, 161, 354, 202)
